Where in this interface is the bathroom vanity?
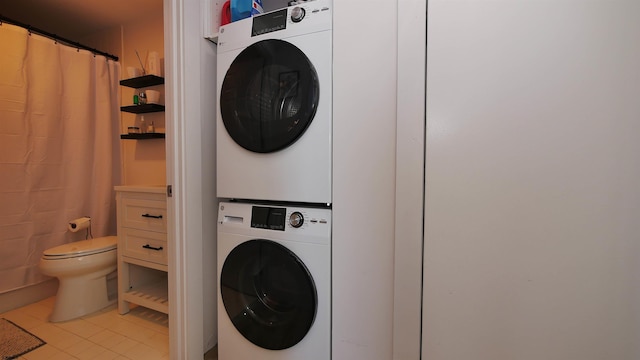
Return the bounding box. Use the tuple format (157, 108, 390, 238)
(115, 185, 169, 315)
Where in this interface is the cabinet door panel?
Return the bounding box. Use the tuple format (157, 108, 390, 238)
(121, 228, 168, 265)
(120, 198, 167, 232)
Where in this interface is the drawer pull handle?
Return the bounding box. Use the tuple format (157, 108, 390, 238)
(142, 244, 164, 251)
(141, 213, 163, 219)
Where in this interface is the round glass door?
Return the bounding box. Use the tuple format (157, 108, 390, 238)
(220, 239, 317, 350)
(220, 39, 320, 153)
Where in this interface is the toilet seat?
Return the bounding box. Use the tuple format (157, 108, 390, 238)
(43, 236, 117, 260)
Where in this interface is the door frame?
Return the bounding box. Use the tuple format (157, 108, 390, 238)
(165, 0, 218, 357)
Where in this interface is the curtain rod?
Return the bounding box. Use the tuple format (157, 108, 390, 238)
(0, 15, 119, 62)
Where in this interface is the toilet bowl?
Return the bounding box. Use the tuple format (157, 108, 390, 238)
(39, 236, 118, 322)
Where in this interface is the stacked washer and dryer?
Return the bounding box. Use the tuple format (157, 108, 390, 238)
(215, 1, 332, 359)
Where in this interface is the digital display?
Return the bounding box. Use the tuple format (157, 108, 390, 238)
(252, 9, 288, 36)
(251, 206, 286, 231)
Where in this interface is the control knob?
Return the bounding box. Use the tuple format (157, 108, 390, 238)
(291, 7, 305, 22)
(289, 211, 304, 228)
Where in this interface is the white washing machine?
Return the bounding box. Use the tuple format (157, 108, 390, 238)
(217, 201, 331, 360)
(216, 0, 332, 204)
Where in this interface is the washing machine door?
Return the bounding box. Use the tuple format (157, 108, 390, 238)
(220, 39, 320, 153)
(220, 239, 317, 350)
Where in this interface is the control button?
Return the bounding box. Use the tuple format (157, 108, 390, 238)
(312, 9, 320, 13)
(310, 219, 318, 223)
(321, 7, 329, 11)
(291, 6, 306, 22)
(319, 219, 327, 224)
(289, 211, 304, 228)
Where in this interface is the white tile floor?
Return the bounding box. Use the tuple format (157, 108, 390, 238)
(0, 297, 169, 360)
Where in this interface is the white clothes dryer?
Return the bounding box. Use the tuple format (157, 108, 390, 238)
(217, 201, 331, 360)
(216, 0, 332, 204)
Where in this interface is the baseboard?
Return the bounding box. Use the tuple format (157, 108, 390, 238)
(204, 336, 217, 354)
(0, 279, 58, 313)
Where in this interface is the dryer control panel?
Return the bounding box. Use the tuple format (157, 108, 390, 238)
(251, 9, 288, 36)
(218, 0, 331, 51)
(249, 0, 331, 37)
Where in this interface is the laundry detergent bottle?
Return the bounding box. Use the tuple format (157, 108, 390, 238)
(231, 0, 264, 22)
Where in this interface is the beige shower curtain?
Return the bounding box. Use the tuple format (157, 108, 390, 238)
(0, 23, 121, 293)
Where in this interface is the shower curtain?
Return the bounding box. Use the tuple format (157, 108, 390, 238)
(0, 23, 121, 293)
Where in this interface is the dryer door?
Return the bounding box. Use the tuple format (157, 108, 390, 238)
(219, 39, 320, 153)
(220, 239, 317, 350)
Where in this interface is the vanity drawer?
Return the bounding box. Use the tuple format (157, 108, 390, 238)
(120, 197, 167, 232)
(120, 228, 167, 265)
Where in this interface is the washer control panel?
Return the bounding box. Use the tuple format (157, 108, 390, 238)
(247, 205, 329, 232)
(250, 206, 286, 231)
(220, 202, 331, 244)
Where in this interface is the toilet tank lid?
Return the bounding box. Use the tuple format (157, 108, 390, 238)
(43, 236, 117, 257)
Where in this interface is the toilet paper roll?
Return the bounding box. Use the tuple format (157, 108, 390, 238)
(68, 217, 91, 232)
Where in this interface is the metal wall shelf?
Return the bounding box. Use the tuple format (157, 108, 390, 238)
(120, 75, 165, 140)
(120, 75, 164, 88)
(121, 104, 165, 113)
(120, 133, 166, 140)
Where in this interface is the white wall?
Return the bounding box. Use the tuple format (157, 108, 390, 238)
(81, 11, 167, 187)
(120, 12, 167, 186)
(423, 1, 640, 359)
(332, 1, 398, 359)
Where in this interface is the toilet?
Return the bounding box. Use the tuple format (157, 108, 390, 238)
(39, 236, 118, 322)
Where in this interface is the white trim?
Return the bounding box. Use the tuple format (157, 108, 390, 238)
(203, 0, 220, 42)
(164, 0, 187, 357)
(166, 0, 218, 357)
